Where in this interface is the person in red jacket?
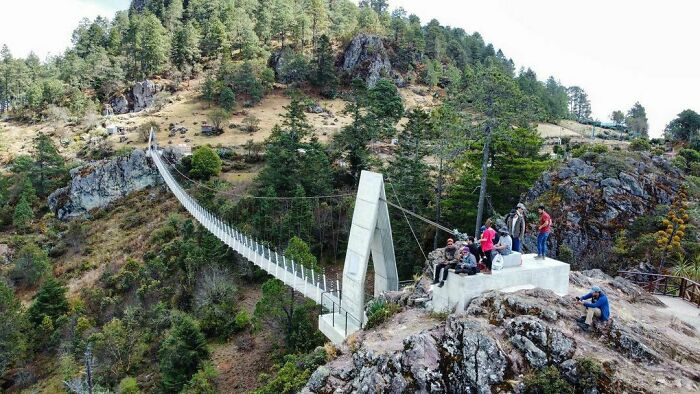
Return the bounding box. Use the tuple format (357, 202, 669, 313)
(536, 205, 552, 259)
(479, 219, 496, 274)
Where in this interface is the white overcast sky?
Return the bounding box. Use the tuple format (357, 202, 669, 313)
(1, 0, 698, 136)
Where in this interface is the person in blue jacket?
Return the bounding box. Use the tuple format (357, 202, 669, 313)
(576, 285, 609, 330)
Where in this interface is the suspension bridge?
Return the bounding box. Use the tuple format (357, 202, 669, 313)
(147, 131, 408, 343)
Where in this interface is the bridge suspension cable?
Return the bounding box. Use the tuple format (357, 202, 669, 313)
(159, 152, 355, 200)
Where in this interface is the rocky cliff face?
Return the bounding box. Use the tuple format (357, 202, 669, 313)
(302, 270, 700, 393)
(103, 80, 163, 115)
(48, 149, 161, 220)
(521, 153, 684, 268)
(339, 34, 393, 88)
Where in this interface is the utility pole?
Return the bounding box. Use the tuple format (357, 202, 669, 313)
(474, 94, 494, 237)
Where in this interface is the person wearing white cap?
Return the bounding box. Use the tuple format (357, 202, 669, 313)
(575, 285, 610, 330)
(508, 203, 526, 252)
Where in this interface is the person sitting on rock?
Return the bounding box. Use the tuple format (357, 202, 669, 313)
(493, 228, 512, 256)
(433, 238, 458, 287)
(576, 285, 610, 330)
(455, 244, 477, 275)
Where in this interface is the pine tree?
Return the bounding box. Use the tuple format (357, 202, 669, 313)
(172, 22, 200, 71)
(254, 0, 274, 44)
(312, 34, 338, 98)
(368, 79, 404, 138)
(32, 133, 65, 197)
(200, 17, 227, 57)
(12, 193, 33, 230)
(0, 281, 28, 377)
(386, 109, 434, 276)
(201, 73, 218, 107)
(159, 313, 209, 392)
(27, 278, 69, 326)
(218, 86, 236, 111)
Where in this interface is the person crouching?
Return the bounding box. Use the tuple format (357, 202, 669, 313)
(575, 285, 610, 331)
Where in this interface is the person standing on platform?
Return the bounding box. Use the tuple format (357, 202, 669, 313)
(479, 219, 496, 274)
(508, 203, 527, 252)
(536, 205, 552, 259)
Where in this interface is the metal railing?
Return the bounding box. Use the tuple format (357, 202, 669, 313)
(618, 270, 700, 308)
(320, 291, 362, 337)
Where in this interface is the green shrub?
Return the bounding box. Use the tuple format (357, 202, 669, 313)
(118, 376, 141, 394)
(557, 244, 573, 263)
(9, 242, 51, 288)
(672, 155, 688, 171)
(182, 363, 218, 394)
(523, 365, 574, 394)
(679, 148, 700, 163)
(365, 299, 402, 329)
(253, 348, 326, 394)
(575, 357, 603, 391)
(234, 310, 251, 332)
(190, 146, 222, 180)
(629, 138, 651, 151)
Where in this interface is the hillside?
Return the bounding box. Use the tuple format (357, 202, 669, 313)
(1, 1, 698, 393)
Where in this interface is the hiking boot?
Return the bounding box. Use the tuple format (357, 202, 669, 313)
(577, 321, 591, 331)
(438, 281, 445, 288)
(576, 316, 587, 324)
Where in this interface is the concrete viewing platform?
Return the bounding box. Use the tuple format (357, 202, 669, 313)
(430, 253, 570, 313)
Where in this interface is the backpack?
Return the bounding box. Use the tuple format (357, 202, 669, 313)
(492, 254, 504, 270)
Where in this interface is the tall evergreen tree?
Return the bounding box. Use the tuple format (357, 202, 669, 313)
(12, 193, 33, 230)
(32, 133, 65, 197)
(171, 22, 200, 72)
(0, 281, 28, 378)
(626, 101, 649, 138)
(386, 109, 434, 276)
(159, 313, 210, 392)
(567, 86, 591, 121)
(27, 278, 68, 326)
(312, 34, 338, 98)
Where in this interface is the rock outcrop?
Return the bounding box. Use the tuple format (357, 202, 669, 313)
(132, 80, 163, 112)
(339, 34, 392, 88)
(48, 149, 161, 220)
(108, 94, 130, 115)
(302, 270, 700, 393)
(103, 80, 163, 115)
(522, 153, 684, 268)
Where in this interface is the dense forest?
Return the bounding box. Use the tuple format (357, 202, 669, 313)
(1, 0, 700, 393)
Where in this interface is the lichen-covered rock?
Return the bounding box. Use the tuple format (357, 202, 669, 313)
(48, 149, 162, 220)
(505, 316, 576, 368)
(109, 94, 130, 114)
(339, 34, 392, 88)
(132, 80, 162, 112)
(606, 320, 660, 363)
(443, 318, 507, 393)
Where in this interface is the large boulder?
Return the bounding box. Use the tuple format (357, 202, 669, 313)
(132, 80, 162, 112)
(339, 34, 392, 88)
(109, 94, 130, 115)
(48, 149, 161, 220)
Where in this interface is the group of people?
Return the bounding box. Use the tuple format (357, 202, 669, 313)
(432, 203, 553, 287)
